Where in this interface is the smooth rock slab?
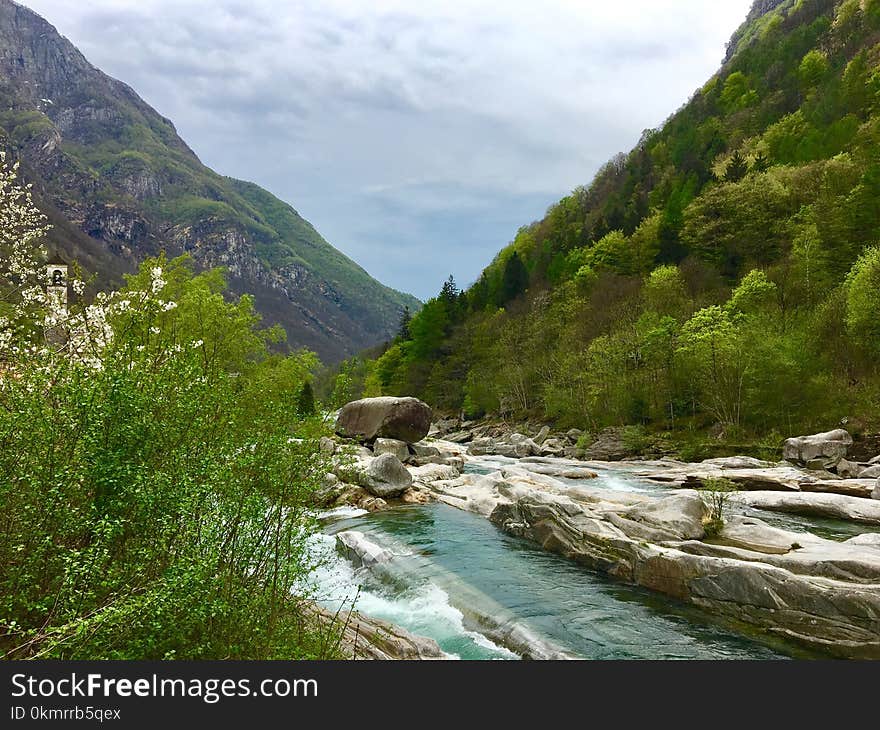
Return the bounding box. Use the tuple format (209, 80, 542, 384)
(488, 490, 880, 658)
(730, 490, 880, 525)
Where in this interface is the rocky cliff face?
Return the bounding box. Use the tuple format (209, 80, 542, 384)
(0, 0, 418, 362)
(725, 0, 804, 62)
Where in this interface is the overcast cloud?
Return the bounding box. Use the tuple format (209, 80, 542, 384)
(24, 0, 753, 300)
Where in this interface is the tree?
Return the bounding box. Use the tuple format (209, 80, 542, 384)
(844, 246, 880, 357)
(728, 269, 777, 315)
(397, 306, 412, 341)
(296, 380, 316, 415)
(499, 251, 528, 304)
(724, 150, 749, 183)
(677, 305, 749, 426)
(644, 265, 688, 317)
(440, 275, 459, 305)
(751, 151, 771, 173)
(799, 50, 829, 90)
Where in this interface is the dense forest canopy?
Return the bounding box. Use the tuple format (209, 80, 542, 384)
(331, 0, 880, 448)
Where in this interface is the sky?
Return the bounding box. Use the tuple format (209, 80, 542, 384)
(24, 0, 754, 300)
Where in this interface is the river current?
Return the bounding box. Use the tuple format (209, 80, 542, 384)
(308, 455, 853, 659)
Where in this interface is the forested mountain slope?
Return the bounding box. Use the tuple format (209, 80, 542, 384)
(357, 0, 880, 442)
(0, 0, 418, 362)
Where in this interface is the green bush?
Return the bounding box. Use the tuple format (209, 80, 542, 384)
(0, 253, 337, 659)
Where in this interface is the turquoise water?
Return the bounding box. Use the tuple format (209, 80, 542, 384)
(316, 503, 815, 660)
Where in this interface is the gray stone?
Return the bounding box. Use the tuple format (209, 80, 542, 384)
(619, 491, 707, 540)
(311, 604, 446, 660)
(514, 438, 540, 458)
(534, 425, 550, 444)
(845, 533, 880, 549)
(566, 428, 584, 443)
(335, 397, 432, 444)
(799, 478, 875, 499)
(730, 490, 880, 525)
(716, 516, 813, 555)
(410, 441, 441, 458)
(783, 428, 852, 466)
(859, 464, 880, 479)
(318, 436, 337, 455)
(836, 459, 864, 479)
(700, 456, 773, 469)
(540, 437, 566, 456)
(584, 427, 630, 461)
(360, 453, 413, 497)
(874, 480, 880, 501)
(373, 438, 410, 462)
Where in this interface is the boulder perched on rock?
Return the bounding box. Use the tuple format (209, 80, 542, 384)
(783, 429, 852, 467)
(335, 397, 432, 444)
(360, 453, 413, 497)
(373, 438, 410, 462)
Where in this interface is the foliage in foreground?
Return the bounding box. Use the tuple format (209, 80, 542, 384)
(0, 157, 338, 659)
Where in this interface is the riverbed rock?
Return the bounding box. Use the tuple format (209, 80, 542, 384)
(534, 425, 550, 444)
(859, 464, 880, 479)
(488, 489, 880, 658)
(360, 453, 413, 497)
(335, 397, 432, 444)
(619, 491, 707, 541)
(874, 480, 880, 500)
(584, 428, 630, 461)
(799, 478, 876, 499)
(540, 437, 566, 456)
(311, 604, 446, 660)
(730, 490, 880, 525)
(783, 429, 852, 467)
(845, 533, 880, 549)
(373, 438, 410, 462)
(836, 459, 864, 478)
(410, 462, 460, 483)
(318, 436, 337, 455)
(336, 530, 395, 568)
(700, 456, 774, 469)
(411, 441, 441, 458)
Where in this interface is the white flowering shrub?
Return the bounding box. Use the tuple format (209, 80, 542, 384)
(0, 155, 337, 659)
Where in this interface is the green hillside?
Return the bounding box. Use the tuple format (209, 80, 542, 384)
(349, 0, 880, 446)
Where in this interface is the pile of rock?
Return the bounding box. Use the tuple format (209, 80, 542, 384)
(781, 429, 880, 499)
(315, 396, 464, 512)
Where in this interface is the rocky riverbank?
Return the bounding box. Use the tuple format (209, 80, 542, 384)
(315, 398, 880, 659)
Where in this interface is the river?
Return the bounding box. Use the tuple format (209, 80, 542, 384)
(308, 454, 866, 659)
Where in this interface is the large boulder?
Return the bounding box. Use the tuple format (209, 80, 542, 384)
(783, 429, 852, 467)
(359, 453, 413, 497)
(335, 397, 432, 444)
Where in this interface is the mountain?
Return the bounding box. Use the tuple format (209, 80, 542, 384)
(361, 0, 880, 443)
(0, 0, 419, 363)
